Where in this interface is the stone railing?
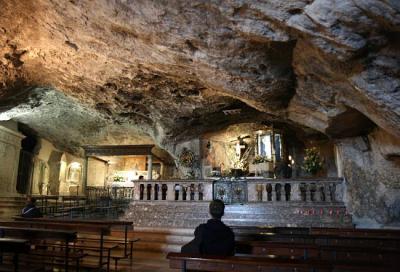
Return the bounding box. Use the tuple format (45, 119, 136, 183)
(130, 178, 344, 203)
(246, 178, 343, 203)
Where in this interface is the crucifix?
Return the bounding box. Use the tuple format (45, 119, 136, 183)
(235, 141, 246, 158)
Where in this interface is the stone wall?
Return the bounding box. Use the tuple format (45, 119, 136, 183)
(336, 128, 400, 228)
(0, 123, 24, 197)
(87, 157, 108, 187)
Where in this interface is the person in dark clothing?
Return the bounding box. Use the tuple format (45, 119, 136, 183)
(21, 196, 42, 218)
(181, 199, 235, 256)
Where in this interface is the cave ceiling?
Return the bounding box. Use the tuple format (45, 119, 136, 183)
(0, 0, 399, 154)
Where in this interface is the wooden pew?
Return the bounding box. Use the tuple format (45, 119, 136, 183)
(13, 217, 138, 271)
(310, 227, 400, 238)
(244, 241, 399, 267)
(0, 238, 33, 272)
(167, 252, 389, 272)
(233, 229, 400, 249)
(0, 226, 78, 272)
(14, 217, 135, 258)
(0, 221, 112, 271)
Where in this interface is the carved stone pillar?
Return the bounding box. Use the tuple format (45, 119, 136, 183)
(147, 155, 153, 180)
(0, 125, 24, 197)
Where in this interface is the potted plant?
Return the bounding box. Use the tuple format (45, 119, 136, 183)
(302, 147, 324, 176)
(251, 155, 273, 176)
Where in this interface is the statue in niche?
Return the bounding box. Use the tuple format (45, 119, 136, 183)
(146, 184, 152, 200)
(190, 184, 195, 201)
(139, 184, 145, 200)
(154, 184, 159, 200)
(174, 184, 181, 200)
(256, 184, 263, 202)
(38, 162, 49, 195)
(161, 184, 168, 200)
(198, 183, 204, 201)
(284, 183, 291, 201)
(275, 183, 282, 201)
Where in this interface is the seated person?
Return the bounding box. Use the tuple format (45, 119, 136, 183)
(21, 196, 43, 218)
(181, 199, 235, 256)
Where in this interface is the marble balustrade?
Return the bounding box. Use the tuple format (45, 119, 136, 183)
(129, 178, 344, 203)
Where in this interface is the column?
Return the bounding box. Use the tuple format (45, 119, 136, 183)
(0, 125, 25, 197)
(147, 154, 153, 180)
(82, 156, 89, 196)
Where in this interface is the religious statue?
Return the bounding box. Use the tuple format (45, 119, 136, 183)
(174, 184, 181, 201)
(182, 185, 188, 201)
(198, 183, 204, 201)
(146, 184, 152, 200)
(256, 184, 263, 202)
(284, 183, 291, 201)
(190, 183, 195, 201)
(266, 183, 272, 201)
(139, 184, 145, 200)
(161, 184, 168, 200)
(154, 184, 159, 200)
(275, 183, 282, 201)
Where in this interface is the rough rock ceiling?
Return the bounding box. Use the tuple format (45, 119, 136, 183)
(0, 0, 399, 154)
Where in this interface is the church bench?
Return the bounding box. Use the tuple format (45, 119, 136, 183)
(243, 241, 399, 267)
(13, 217, 135, 258)
(0, 238, 32, 272)
(166, 252, 389, 272)
(11, 218, 136, 271)
(232, 226, 400, 240)
(234, 231, 400, 249)
(0, 221, 111, 270)
(310, 227, 400, 238)
(18, 249, 87, 271)
(0, 226, 77, 271)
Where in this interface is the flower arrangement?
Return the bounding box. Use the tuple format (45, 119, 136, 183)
(178, 147, 196, 168)
(302, 147, 324, 175)
(113, 175, 125, 182)
(253, 155, 270, 164)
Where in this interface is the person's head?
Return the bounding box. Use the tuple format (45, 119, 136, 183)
(209, 199, 225, 219)
(138, 175, 144, 180)
(26, 196, 36, 205)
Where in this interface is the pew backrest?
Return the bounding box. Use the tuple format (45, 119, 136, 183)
(167, 252, 390, 272)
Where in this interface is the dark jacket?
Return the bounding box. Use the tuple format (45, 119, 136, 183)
(21, 204, 43, 218)
(181, 219, 235, 256)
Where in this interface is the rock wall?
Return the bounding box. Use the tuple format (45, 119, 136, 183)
(336, 129, 400, 227)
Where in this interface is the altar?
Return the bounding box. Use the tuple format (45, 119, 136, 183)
(213, 178, 248, 204)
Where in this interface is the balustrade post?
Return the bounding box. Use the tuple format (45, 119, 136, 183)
(167, 183, 175, 201)
(291, 183, 301, 201)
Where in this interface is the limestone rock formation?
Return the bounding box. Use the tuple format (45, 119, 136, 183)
(0, 0, 399, 226)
